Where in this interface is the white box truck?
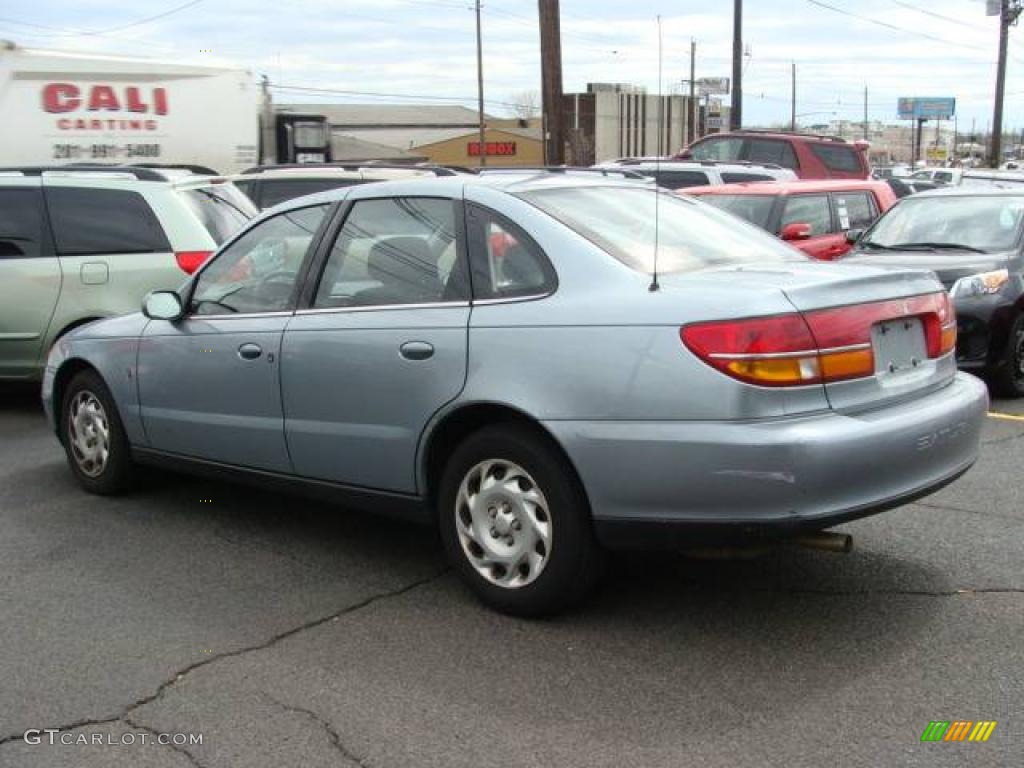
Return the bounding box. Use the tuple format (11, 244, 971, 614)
(0, 41, 331, 173)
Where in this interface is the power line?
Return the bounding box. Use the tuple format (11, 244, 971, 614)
(268, 82, 522, 110)
(0, 1, 204, 38)
(805, 0, 990, 52)
(888, 0, 992, 32)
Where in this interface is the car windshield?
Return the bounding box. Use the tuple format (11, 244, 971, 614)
(518, 186, 804, 274)
(694, 194, 776, 230)
(180, 184, 258, 244)
(862, 195, 1024, 253)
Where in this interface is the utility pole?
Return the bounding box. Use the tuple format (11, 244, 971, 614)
(990, 0, 1022, 167)
(863, 86, 869, 140)
(790, 62, 796, 131)
(731, 0, 742, 130)
(475, 0, 486, 167)
(538, 0, 565, 165)
(689, 39, 697, 144)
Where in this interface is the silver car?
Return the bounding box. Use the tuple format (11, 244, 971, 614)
(43, 175, 988, 615)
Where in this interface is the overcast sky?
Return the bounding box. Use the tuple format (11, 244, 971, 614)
(2, 0, 1020, 134)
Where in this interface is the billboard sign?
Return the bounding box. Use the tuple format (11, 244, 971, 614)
(697, 77, 730, 96)
(897, 97, 956, 120)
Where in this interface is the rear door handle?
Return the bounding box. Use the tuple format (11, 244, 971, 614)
(400, 341, 434, 361)
(238, 343, 263, 360)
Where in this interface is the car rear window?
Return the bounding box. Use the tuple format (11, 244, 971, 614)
(180, 185, 257, 244)
(45, 187, 171, 256)
(0, 187, 43, 258)
(697, 194, 777, 229)
(810, 144, 862, 173)
(519, 186, 802, 275)
(260, 178, 364, 208)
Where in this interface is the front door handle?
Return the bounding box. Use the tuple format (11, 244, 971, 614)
(400, 341, 434, 361)
(238, 343, 263, 360)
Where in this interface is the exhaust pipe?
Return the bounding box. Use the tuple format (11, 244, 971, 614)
(794, 531, 853, 554)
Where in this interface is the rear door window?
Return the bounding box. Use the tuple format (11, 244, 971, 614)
(180, 186, 256, 244)
(832, 192, 877, 230)
(688, 137, 743, 162)
(780, 194, 833, 236)
(745, 139, 798, 169)
(810, 144, 862, 173)
(720, 172, 775, 184)
(0, 188, 44, 258)
(45, 187, 170, 256)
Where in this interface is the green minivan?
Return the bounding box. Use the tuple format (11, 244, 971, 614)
(0, 166, 255, 381)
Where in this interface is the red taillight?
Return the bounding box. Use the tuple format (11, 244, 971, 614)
(681, 292, 956, 388)
(175, 250, 212, 275)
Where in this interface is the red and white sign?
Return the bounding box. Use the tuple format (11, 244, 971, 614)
(468, 141, 517, 157)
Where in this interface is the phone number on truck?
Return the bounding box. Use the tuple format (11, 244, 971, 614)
(52, 144, 162, 160)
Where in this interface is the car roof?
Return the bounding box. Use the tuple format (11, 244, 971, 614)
(684, 179, 889, 196)
(909, 186, 1024, 199)
(263, 172, 647, 214)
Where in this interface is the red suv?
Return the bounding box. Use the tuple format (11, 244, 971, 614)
(686, 179, 897, 260)
(676, 130, 871, 180)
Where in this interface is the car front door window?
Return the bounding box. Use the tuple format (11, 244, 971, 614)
(780, 195, 833, 236)
(689, 137, 743, 162)
(191, 205, 329, 315)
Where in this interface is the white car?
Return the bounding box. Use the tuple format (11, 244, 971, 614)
(593, 159, 797, 190)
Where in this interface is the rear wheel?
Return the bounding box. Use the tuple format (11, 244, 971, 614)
(60, 370, 135, 494)
(438, 424, 604, 616)
(990, 313, 1024, 398)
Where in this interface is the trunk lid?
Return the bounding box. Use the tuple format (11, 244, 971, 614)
(664, 261, 955, 413)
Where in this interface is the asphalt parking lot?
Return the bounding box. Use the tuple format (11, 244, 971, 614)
(0, 381, 1021, 768)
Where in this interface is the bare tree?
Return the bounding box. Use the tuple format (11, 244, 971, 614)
(510, 90, 541, 120)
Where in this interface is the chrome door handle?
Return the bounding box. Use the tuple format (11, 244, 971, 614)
(400, 341, 434, 360)
(238, 343, 263, 360)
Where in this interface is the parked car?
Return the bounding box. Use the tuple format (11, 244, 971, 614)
(43, 174, 986, 615)
(885, 177, 945, 198)
(872, 164, 911, 180)
(0, 165, 256, 381)
(675, 130, 871, 180)
(844, 188, 1024, 396)
(593, 159, 797, 189)
(232, 164, 455, 209)
(686, 179, 897, 260)
(911, 167, 962, 185)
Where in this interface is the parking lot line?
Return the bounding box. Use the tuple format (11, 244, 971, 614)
(987, 412, 1024, 422)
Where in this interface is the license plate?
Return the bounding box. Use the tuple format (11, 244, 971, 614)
(872, 317, 928, 375)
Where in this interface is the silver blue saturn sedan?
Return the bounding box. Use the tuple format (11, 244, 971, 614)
(43, 174, 988, 615)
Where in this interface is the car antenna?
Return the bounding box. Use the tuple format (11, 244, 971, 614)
(649, 15, 663, 293)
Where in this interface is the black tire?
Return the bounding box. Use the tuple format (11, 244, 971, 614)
(437, 424, 605, 616)
(59, 369, 135, 494)
(990, 313, 1024, 398)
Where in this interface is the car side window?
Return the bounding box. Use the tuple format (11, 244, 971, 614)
(745, 139, 798, 169)
(467, 205, 556, 300)
(260, 178, 364, 209)
(833, 192, 876, 231)
(0, 188, 44, 258)
(190, 204, 329, 315)
(688, 137, 743, 162)
(650, 170, 710, 189)
(46, 187, 170, 256)
(780, 194, 833, 236)
(313, 197, 467, 308)
(720, 172, 774, 184)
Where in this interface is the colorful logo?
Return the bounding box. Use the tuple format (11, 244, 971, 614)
(921, 721, 997, 742)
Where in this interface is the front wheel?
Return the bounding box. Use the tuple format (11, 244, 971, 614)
(990, 313, 1024, 398)
(60, 370, 135, 494)
(438, 424, 604, 616)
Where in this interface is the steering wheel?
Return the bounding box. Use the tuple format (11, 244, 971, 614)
(254, 269, 298, 304)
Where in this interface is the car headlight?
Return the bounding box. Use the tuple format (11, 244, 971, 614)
(950, 269, 1009, 299)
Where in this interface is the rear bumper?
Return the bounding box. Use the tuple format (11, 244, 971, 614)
(544, 373, 988, 548)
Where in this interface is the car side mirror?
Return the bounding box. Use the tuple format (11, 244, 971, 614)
(781, 222, 812, 241)
(142, 291, 184, 321)
(845, 228, 864, 245)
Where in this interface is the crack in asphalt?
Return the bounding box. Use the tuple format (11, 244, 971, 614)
(262, 694, 369, 768)
(122, 716, 205, 768)
(916, 500, 1024, 524)
(0, 568, 449, 750)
